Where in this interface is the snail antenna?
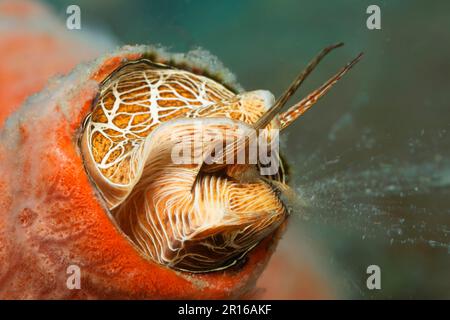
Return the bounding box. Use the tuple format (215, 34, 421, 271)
(253, 42, 344, 130)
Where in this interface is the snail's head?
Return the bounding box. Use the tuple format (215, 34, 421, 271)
(80, 44, 362, 272)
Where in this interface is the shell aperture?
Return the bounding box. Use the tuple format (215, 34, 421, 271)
(80, 45, 361, 272)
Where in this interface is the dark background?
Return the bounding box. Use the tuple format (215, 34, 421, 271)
(44, 0, 450, 298)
